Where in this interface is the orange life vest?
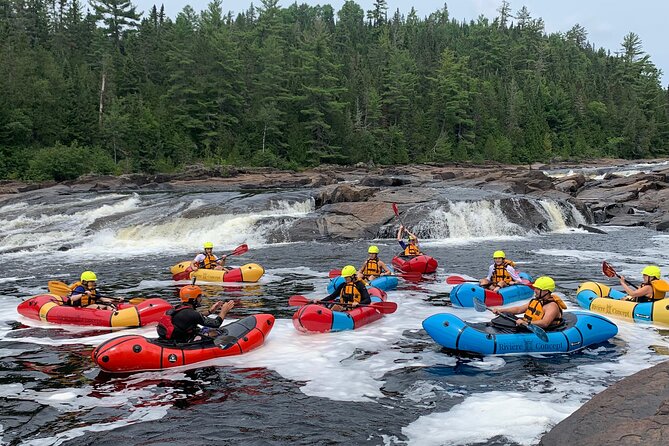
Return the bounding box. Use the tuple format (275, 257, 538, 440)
(361, 259, 381, 277)
(404, 243, 421, 256)
(68, 281, 97, 306)
(634, 279, 667, 301)
(340, 280, 363, 304)
(523, 294, 567, 328)
(198, 252, 218, 269)
(491, 260, 516, 284)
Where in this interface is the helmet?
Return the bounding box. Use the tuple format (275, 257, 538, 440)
(533, 276, 555, 292)
(341, 265, 357, 278)
(642, 265, 661, 279)
(368, 245, 380, 254)
(408, 235, 417, 241)
(493, 250, 506, 259)
(179, 285, 203, 303)
(81, 271, 97, 282)
(204, 242, 214, 249)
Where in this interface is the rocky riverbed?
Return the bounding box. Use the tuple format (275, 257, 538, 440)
(3, 159, 669, 239)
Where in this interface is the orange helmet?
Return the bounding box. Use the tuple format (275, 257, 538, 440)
(179, 285, 203, 303)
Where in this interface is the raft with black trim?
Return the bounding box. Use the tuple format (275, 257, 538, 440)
(293, 288, 387, 333)
(450, 272, 534, 307)
(92, 314, 275, 373)
(576, 281, 669, 325)
(327, 275, 398, 293)
(17, 294, 172, 327)
(391, 254, 438, 274)
(170, 262, 264, 283)
(422, 311, 618, 355)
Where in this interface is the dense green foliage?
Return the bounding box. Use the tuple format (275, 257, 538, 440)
(1, 0, 668, 180)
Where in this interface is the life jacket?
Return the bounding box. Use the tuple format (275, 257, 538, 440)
(404, 243, 421, 256)
(340, 280, 363, 304)
(491, 260, 516, 284)
(198, 252, 218, 269)
(361, 259, 381, 277)
(157, 306, 194, 340)
(68, 281, 97, 306)
(634, 279, 667, 302)
(523, 294, 567, 328)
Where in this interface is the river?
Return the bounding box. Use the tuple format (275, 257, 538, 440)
(0, 174, 667, 445)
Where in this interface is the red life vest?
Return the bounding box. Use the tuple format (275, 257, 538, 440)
(157, 306, 193, 340)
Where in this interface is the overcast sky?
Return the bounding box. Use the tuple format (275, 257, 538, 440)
(132, 0, 669, 86)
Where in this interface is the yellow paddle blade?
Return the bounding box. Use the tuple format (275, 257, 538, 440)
(47, 280, 71, 297)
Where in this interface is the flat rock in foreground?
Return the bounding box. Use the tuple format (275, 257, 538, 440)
(540, 360, 669, 446)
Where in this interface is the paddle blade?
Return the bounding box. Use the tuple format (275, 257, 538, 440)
(329, 269, 342, 278)
(230, 244, 249, 256)
(288, 295, 310, 306)
(128, 298, 146, 305)
(445, 275, 467, 285)
(527, 323, 549, 342)
(48, 280, 71, 297)
(371, 301, 397, 314)
(602, 261, 617, 278)
(392, 203, 399, 217)
(472, 298, 487, 312)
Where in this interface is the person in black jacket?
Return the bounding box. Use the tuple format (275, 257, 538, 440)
(319, 265, 371, 312)
(157, 285, 234, 343)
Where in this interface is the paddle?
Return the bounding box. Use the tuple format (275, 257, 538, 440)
(328, 268, 420, 281)
(47, 280, 145, 305)
(602, 261, 669, 292)
(288, 295, 397, 314)
(445, 275, 478, 285)
(224, 243, 249, 258)
(472, 297, 549, 342)
(392, 203, 407, 228)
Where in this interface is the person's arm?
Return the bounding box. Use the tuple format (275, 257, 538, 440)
(397, 225, 404, 241)
(356, 282, 371, 305)
(486, 265, 494, 281)
(405, 229, 418, 240)
(216, 254, 227, 266)
(197, 301, 234, 328)
(68, 286, 88, 305)
(519, 302, 559, 328)
(191, 254, 205, 269)
(378, 261, 391, 275)
(621, 279, 650, 300)
(507, 266, 522, 283)
(492, 302, 528, 316)
(320, 282, 345, 302)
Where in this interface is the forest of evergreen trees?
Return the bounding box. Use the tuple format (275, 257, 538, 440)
(1, 0, 668, 181)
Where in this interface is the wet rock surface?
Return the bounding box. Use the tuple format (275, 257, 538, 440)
(4, 159, 669, 239)
(540, 360, 669, 446)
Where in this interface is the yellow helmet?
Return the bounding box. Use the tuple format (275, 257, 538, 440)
(533, 276, 555, 292)
(493, 250, 505, 259)
(204, 242, 214, 249)
(408, 235, 417, 241)
(81, 271, 97, 282)
(368, 245, 380, 254)
(642, 265, 661, 279)
(341, 265, 357, 278)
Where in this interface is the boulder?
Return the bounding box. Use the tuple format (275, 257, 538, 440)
(359, 175, 412, 187)
(540, 361, 669, 446)
(316, 184, 379, 207)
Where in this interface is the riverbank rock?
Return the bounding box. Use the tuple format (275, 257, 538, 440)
(540, 360, 669, 446)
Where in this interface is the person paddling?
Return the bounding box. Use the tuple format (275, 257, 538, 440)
(67, 271, 117, 310)
(620, 265, 667, 302)
(397, 225, 422, 256)
(318, 265, 371, 312)
(479, 250, 523, 292)
(490, 276, 567, 330)
(191, 242, 231, 272)
(358, 245, 392, 281)
(157, 285, 235, 343)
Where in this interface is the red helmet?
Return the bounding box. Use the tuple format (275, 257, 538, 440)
(179, 285, 202, 303)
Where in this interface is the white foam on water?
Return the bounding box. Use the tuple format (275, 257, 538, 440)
(19, 406, 169, 446)
(0, 276, 34, 284)
(402, 391, 580, 446)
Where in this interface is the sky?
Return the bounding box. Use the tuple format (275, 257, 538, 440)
(133, 0, 669, 86)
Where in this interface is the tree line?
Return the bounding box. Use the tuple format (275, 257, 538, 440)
(1, 0, 668, 181)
